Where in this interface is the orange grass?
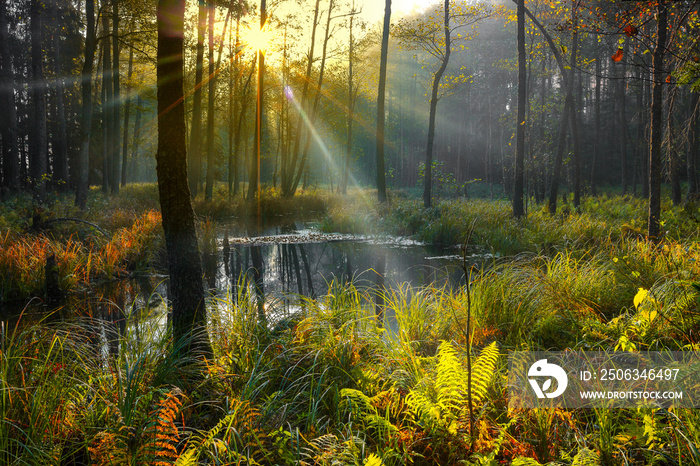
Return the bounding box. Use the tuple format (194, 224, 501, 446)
(0, 211, 163, 302)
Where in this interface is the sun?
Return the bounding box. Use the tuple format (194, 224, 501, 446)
(241, 21, 273, 54)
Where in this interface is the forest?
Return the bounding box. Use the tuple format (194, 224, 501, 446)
(1, 0, 700, 464)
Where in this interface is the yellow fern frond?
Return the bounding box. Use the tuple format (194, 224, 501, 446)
(470, 341, 499, 403)
(435, 341, 467, 416)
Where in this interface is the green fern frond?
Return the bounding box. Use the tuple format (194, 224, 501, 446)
(511, 457, 543, 466)
(174, 413, 237, 466)
(340, 388, 375, 416)
(571, 448, 601, 466)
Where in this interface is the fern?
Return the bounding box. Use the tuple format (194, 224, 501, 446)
(139, 388, 184, 466)
(176, 398, 268, 465)
(340, 388, 399, 441)
(406, 341, 499, 432)
(571, 448, 601, 466)
(469, 342, 499, 403)
(435, 341, 467, 415)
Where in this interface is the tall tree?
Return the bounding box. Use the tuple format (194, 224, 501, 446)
(156, 0, 211, 355)
(51, 0, 69, 191)
(111, 0, 120, 194)
(422, 0, 451, 208)
(288, 0, 335, 195)
(30, 0, 47, 201)
(648, 0, 666, 239)
(375, 0, 391, 203)
(188, 0, 207, 198)
(101, 6, 113, 193)
(688, 92, 699, 202)
(0, 0, 19, 192)
(204, 2, 216, 201)
(282, 0, 321, 197)
(341, 5, 358, 195)
(248, 0, 267, 202)
(513, 0, 526, 217)
(75, 0, 96, 208)
(121, 24, 135, 187)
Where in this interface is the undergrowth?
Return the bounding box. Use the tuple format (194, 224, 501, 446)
(3, 187, 700, 464)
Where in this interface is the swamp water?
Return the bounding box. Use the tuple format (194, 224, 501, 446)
(1, 224, 488, 340)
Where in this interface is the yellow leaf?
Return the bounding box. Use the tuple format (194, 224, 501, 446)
(633, 288, 648, 309)
(364, 453, 384, 466)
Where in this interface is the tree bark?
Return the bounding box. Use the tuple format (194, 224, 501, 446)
(376, 0, 391, 203)
(648, 0, 666, 239)
(156, 0, 211, 356)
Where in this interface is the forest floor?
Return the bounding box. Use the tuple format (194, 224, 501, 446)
(2, 184, 700, 465)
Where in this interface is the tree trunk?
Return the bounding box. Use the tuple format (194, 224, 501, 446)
(283, 0, 320, 197)
(52, 3, 69, 191)
(342, 9, 355, 195)
(648, 0, 666, 239)
(121, 30, 134, 187)
(513, 0, 526, 217)
(0, 0, 20, 192)
(376, 0, 391, 203)
(248, 0, 266, 202)
(569, 4, 581, 209)
(156, 0, 211, 357)
(188, 0, 206, 198)
(423, 0, 451, 209)
(688, 92, 699, 202)
(131, 94, 142, 182)
(668, 89, 682, 205)
(548, 99, 571, 214)
(228, 13, 238, 197)
(30, 0, 47, 201)
(289, 0, 334, 195)
(205, 3, 216, 201)
(111, 0, 120, 194)
(590, 50, 600, 196)
(618, 48, 628, 194)
(101, 8, 112, 193)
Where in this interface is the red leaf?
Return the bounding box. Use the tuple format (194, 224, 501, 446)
(666, 75, 672, 83)
(612, 48, 624, 62)
(624, 24, 638, 37)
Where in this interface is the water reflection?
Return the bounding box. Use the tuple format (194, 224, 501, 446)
(3, 224, 482, 345)
(205, 224, 470, 326)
